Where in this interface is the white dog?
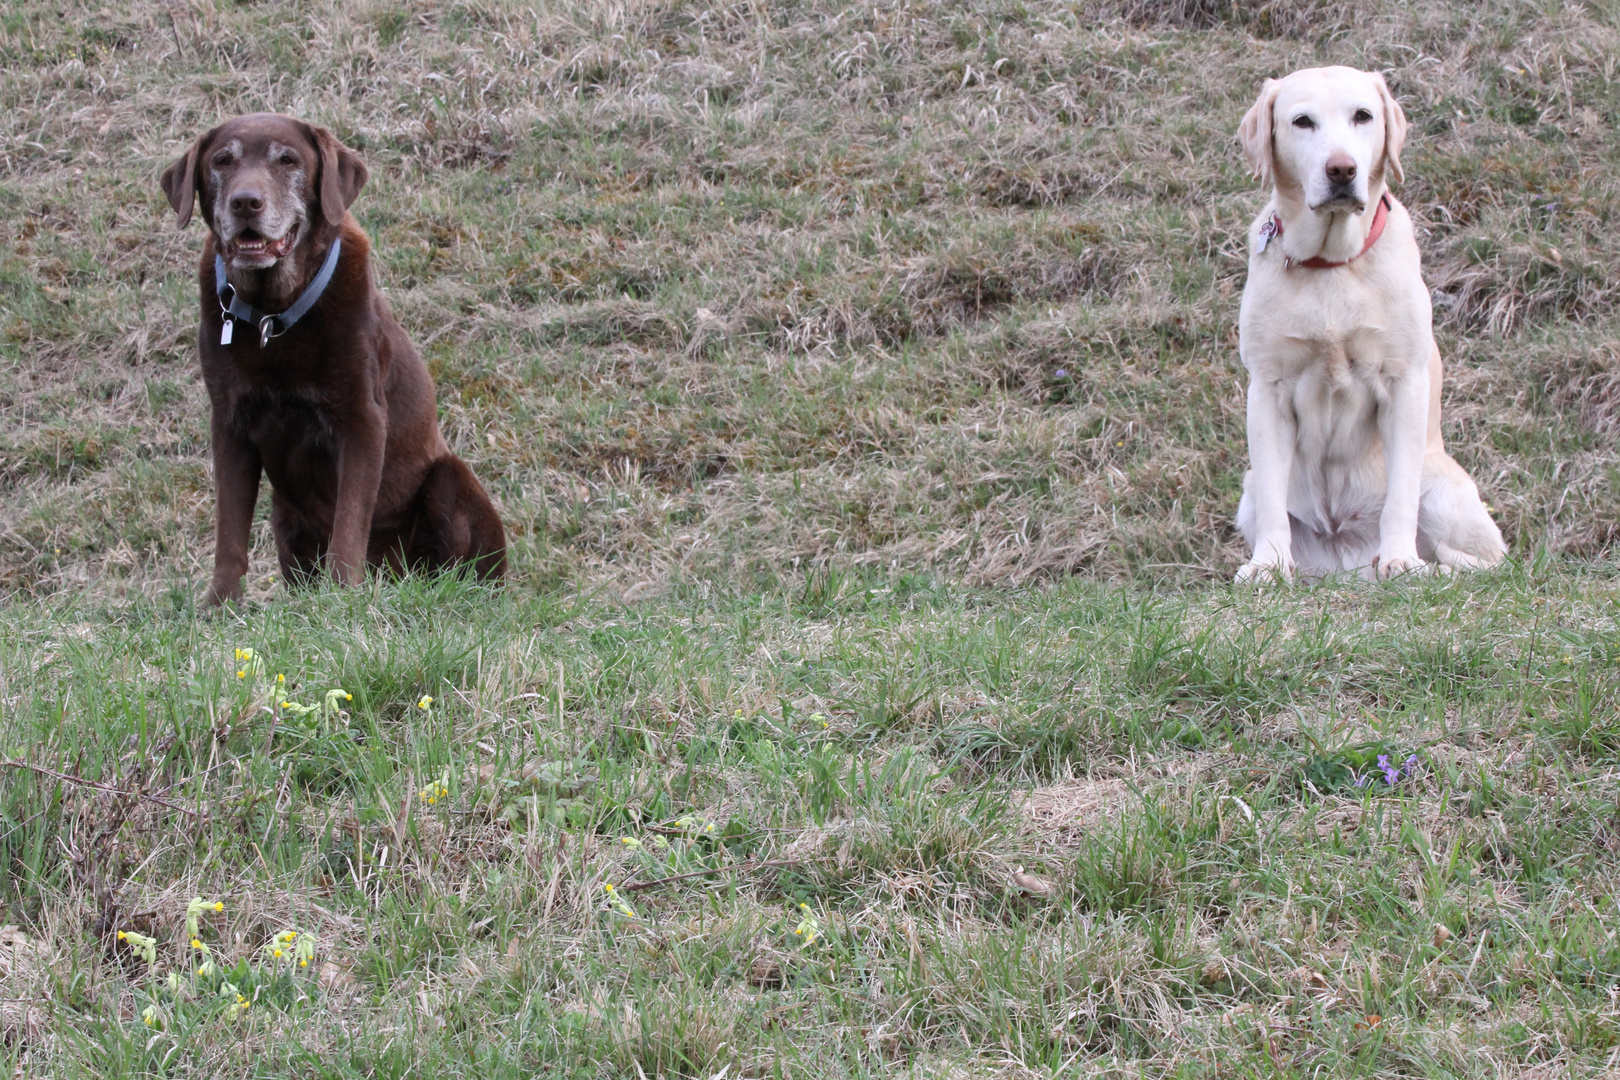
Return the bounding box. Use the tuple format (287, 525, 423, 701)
(1233, 66, 1506, 582)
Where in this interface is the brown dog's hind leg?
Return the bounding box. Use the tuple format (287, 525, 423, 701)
(407, 456, 507, 581)
(271, 493, 326, 587)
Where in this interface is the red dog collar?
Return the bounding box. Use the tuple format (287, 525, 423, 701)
(1258, 193, 1393, 270)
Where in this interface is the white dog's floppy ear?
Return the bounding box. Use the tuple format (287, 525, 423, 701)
(1375, 73, 1408, 186)
(1239, 78, 1281, 187)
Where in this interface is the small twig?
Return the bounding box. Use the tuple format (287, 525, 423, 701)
(619, 857, 829, 893)
(0, 760, 198, 818)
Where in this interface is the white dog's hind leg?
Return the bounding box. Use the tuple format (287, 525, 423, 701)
(1418, 452, 1507, 572)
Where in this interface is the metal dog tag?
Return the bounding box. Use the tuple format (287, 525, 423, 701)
(220, 319, 234, 345)
(1257, 218, 1279, 254)
(259, 317, 274, 348)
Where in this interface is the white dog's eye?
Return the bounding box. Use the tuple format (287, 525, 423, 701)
(1291, 115, 1316, 130)
(1352, 108, 1374, 124)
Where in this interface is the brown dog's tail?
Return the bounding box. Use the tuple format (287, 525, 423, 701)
(410, 455, 507, 581)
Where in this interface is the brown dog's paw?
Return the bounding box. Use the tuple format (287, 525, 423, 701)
(203, 581, 244, 609)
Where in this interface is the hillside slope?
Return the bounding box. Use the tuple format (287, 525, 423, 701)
(1, 0, 1617, 597)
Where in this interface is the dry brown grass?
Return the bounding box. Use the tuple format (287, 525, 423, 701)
(1, 0, 1618, 598)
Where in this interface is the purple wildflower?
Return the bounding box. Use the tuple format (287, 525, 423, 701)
(1055, 369, 1068, 379)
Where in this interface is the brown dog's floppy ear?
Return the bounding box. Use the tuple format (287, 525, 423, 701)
(160, 136, 204, 229)
(310, 125, 369, 227)
(1374, 72, 1408, 187)
(1238, 78, 1281, 187)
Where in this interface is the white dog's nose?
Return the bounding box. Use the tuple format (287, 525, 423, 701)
(1325, 154, 1357, 186)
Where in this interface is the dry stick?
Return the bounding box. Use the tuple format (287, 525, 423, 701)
(620, 857, 829, 893)
(0, 760, 198, 818)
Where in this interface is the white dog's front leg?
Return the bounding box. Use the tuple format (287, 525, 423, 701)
(1375, 361, 1431, 579)
(1236, 377, 1298, 584)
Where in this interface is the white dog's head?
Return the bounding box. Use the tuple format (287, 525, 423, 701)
(1239, 66, 1408, 214)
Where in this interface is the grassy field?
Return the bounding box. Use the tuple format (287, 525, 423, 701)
(3, 0, 1620, 1075)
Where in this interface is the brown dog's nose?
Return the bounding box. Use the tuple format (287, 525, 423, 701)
(229, 189, 265, 216)
(1325, 154, 1357, 186)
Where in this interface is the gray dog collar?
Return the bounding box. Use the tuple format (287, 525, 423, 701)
(215, 235, 343, 348)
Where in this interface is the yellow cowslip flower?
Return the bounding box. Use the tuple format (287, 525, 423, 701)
(300, 959, 308, 967)
(417, 695, 433, 709)
(604, 883, 616, 893)
(603, 884, 638, 919)
(276, 674, 285, 683)
(120, 931, 157, 965)
(273, 949, 283, 958)
(191, 938, 202, 949)
(237, 670, 246, 678)
(620, 837, 640, 848)
(793, 904, 820, 945)
(186, 896, 220, 939)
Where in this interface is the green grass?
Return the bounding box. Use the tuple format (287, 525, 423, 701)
(5, 0, 1620, 1074)
(4, 569, 1620, 1076)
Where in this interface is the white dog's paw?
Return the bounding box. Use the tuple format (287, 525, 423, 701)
(1235, 560, 1295, 585)
(1374, 554, 1430, 580)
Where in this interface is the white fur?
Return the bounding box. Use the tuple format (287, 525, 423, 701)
(1233, 66, 1506, 583)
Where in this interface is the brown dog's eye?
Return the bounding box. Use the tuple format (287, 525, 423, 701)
(279, 152, 298, 166)
(213, 152, 234, 167)
(1291, 115, 1316, 130)
(1352, 108, 1374, 124)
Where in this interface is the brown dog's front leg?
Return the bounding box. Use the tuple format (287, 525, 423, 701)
(206, 423, 262, 607)
(327, 404, 387, 586)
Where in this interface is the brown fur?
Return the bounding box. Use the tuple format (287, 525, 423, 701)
(160, 114, 506, 606)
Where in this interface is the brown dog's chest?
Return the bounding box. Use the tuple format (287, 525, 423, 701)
(223, 384, 344, 505)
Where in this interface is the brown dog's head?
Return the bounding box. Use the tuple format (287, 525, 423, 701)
(160, 114, 368, 271)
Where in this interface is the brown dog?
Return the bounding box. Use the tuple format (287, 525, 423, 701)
(160, 114, 506, 606)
